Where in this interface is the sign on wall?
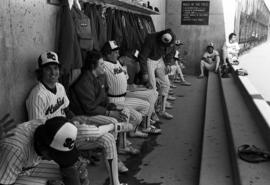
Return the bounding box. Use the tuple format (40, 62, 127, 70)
(181, 1, 210, 25)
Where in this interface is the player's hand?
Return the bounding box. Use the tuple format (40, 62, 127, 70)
(119, 108, 129, 122)
(108, 110, 122, 121)
(145, 82, 153, 89)
(0, 113, 16, 140)
(142, 73, 149, 83)
(165, 65, 171, 74)
(71, 116, 92, 125)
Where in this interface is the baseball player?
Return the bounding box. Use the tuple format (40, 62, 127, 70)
(168, 40, 191, 86)
(26, 51, 127, 185)
(198, 42, 220, 78)
(138, 29, 176, 120)
(0, 116, 82, 185)
(69, 50, 139, 155)
(223, 33, 240, 65)
(101, 41, 154, 137)
(118, 50, 161, 133)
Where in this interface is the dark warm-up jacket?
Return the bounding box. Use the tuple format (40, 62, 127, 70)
(69, 70, 109, 116)
(138, 29, 175, 73)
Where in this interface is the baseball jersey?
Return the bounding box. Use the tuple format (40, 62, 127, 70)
(202, 50, 219, 64)
(0, 120, 43, 184)
(224, 41, 240, 59)
(26, 82, 69, 120)
(103, 60, 128, 103)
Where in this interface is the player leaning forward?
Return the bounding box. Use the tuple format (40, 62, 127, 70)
(0, 116, 84, 185)
(26, 51, 127, 185)
(138, 29, 176, 119)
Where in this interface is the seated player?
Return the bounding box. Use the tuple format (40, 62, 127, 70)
(198, 42, 220, 78)
(25, 51, 128, 183)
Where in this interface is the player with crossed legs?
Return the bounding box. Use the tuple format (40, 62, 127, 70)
(26, 51, 127, 185)
(101, 41, 156, 137)
(69, 50, 140, 156)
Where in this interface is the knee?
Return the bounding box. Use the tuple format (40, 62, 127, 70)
(144, 101, 151, 112)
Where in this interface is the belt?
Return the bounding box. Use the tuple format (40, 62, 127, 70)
(107, 93, 126, 97)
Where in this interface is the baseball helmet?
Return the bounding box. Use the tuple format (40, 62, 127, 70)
(34, 116, 78, 167)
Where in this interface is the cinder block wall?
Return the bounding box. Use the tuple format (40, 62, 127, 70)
(166, 0, 226, 74)
(0, 0, 60, 122)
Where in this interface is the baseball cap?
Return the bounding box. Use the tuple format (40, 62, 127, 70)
(159, 29, 175, 46)
(34, 116, 78, 167)
(161, 33, 173, 44)
(38, 51, 60, 68)
(207, 42, 214, 48)
(101, 40, 120, 56)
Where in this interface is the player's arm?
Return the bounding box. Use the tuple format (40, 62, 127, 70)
(138, 34, 152, 74)
(0, 146, 24, 185)
(0, 114, 16, 139)
(26, 94, 46, 120)
(73, 78, 107, 116)
(64, 107, 75, 120)
(201, 53, 210, 63)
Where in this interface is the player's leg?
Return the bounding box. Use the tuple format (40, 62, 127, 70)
(199, 60, 215, 77)
(146, 59, 158, 90)
(122, 105, 148, 138)
(77, 132, 123, 185)
(125, 90, 161, 133)
(126, 89, 158, 119)
(124, 97, 150, 117)
(175, 62, 191, 86)
(155, 59, 173, 119)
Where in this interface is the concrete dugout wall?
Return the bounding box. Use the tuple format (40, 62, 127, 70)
(0, 0, 60, 121)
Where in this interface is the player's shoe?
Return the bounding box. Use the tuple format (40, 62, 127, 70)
(180, 80, 191, 86)
(165, 101, 173, 109)
(151, 112, 160, 122)
(159, 111, 174, 120)
(129, 130, 148, 138)
(167, 95, 176, 101)
(118, 145, 140, 155)
(142, 125, 162, 134)
(118, 159, 128, 173)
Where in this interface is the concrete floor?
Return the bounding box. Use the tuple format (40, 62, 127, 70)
(87, 76, 207, 185)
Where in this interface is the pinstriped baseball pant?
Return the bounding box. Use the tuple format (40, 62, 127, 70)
(126, 89, 158, 116)
(14, 160, 61, 185)
(109, 97, 150, 126)
(147, 58, 170, 96)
